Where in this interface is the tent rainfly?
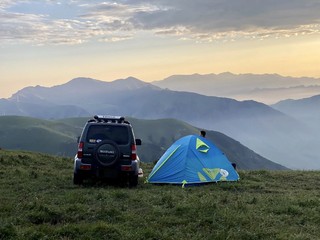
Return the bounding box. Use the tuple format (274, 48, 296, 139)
(147, 135, 239, 187)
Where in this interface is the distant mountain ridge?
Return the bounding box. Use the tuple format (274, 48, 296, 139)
(1, 77, 159, 118)
(9, 77, 159, 105)
(152, 73, 320, 104)
(1, 76, 319, 169)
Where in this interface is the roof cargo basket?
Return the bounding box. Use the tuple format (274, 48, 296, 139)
(92, 115, 129, 124)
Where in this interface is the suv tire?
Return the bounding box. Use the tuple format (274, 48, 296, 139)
(94, 140, 120, 166)
(73, 173, 83, 185)
(129, 175, 138, 187)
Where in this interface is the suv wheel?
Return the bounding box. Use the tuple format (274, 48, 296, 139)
(73, 173, 83, 185)
(129, 175, 138, 187)
(94, 140, 120, 166)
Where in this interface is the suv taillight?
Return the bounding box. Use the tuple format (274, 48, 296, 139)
(131, 144, 137, 160)
(77, 142, 84, 158)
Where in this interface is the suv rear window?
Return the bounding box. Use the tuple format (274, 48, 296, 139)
(86, 125, 129, 145)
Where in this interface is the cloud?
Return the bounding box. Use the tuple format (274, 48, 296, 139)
(123, 0, 320, 41)
(0, 11, 86, 45)
(0, 0, 143, 45)
(1, 0, 320, 45)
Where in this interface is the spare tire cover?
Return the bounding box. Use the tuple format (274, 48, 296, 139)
(94, 140, 120, 166)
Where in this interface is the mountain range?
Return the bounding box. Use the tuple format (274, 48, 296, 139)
(1, 74, 319, 169)
(152, 72, 320, 104)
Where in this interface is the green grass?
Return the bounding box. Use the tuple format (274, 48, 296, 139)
(1, 149, 320, 239)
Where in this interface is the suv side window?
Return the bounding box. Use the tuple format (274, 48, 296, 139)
(86, 125, 129, 145)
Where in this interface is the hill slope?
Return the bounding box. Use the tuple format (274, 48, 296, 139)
(0, 116, 286, 170)
(0, 150, 319, 239)
(0, 116, 79, 156)
(129, 118, 286, 170)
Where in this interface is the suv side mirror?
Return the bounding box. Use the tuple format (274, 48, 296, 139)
(135, 139, 142, 146)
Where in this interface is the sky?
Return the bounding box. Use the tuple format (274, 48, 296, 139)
(1, 0, 320, 98)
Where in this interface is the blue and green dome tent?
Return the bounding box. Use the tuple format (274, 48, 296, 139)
(147, 135, 239, 186)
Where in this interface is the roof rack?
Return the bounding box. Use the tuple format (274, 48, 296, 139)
(89, 115, 130, 124)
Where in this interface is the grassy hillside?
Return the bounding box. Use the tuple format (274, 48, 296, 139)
(1, 150, 320, 239)
(0, 116, 80, 156)
(0, 116, 285, 170)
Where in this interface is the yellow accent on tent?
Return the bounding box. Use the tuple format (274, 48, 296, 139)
(220, 176, 227, 181)
(196, 138, 210, 153)
(203, 168, 220, 180)
(198, 172, 207, 182)
(182, 180, 187, 188)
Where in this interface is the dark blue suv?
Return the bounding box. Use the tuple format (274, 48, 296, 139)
(73, 115, 142, 186)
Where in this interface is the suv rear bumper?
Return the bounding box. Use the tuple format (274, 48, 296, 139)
(74, 156, 140, 179)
